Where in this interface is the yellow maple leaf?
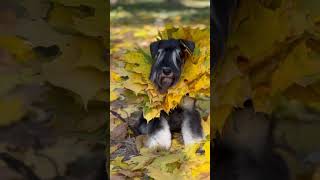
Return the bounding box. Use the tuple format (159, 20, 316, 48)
(110, 156, 129, 174)
(271, 41, 320, 94)
(182, 140, 210, 179)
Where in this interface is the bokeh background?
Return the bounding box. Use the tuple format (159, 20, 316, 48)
(0, 0, 107, 179)
(111, 0, 209, 60)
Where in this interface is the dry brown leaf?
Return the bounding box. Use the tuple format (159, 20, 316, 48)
(111, 123, 128, 141)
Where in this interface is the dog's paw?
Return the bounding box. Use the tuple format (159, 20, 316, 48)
(145, 116, 172, 150)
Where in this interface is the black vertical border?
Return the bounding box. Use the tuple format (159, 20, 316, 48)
(210, 0, 214, 178)
(106, 0, 111, 179)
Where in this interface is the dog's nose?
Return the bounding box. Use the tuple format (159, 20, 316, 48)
(162, 68, 172, 76)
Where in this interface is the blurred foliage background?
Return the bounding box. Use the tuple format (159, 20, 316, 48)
(212, 0, 320, 179)
(110, 0, 209, 57)
(0, 0, 107, 179)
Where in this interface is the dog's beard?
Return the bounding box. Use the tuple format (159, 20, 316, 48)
(150, 69, 179, 94)
(158, 74, 176, 93)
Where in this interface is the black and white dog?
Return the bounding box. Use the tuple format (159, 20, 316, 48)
(136, 39, 204, 149)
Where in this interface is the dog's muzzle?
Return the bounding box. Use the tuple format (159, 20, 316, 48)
(159, 67, 175, 90)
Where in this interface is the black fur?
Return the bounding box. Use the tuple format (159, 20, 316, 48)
(149, 39, 195, 94)
(167, 104, 203, 139)
(137, 111, 170, 135)
(136, 108, 187, 135)
(167, 107, 184, 132)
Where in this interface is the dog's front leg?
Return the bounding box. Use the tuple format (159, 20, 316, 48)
(182, 111, 204, 145)
(181, 96, 204, 145)
(136, 111, 172, 150)
(145, 114, 172, 150)
(146, 117, 172, 150)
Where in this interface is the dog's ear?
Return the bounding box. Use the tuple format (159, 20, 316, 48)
(179, 39, 195, 54)
(150, 41, 160, 60)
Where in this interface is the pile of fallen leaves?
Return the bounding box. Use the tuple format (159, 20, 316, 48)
(111, 26, 210, 120)
(110, 116, 210, 180)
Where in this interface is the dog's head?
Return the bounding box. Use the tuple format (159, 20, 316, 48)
(149, 39, 195, 94)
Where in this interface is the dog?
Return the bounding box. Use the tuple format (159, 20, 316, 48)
(136, 95, 204, 149)
(149, 39, 195, 94)
(139, 39, 203, 149)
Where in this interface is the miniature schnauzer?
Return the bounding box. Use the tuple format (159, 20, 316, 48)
(149, 39, 195, 94)
(138, 39, 203, 149)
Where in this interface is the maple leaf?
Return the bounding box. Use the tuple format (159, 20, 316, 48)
(271, 40, 320, 94)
